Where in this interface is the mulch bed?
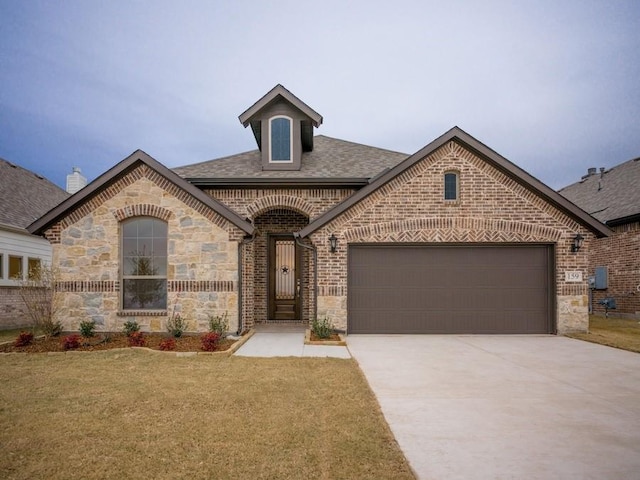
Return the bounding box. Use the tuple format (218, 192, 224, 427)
(0, 332, 237, 353)
(309, 331, 342, 342)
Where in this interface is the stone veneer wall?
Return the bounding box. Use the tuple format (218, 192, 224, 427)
(44, 164, 244, 333)
(309, 141, 593, 334)
(589, 221, 640, 318)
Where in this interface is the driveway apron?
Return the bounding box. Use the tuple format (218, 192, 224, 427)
(347, 335, 640, 480)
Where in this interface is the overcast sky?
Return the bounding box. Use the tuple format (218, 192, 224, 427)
(1, 0, 638, 191)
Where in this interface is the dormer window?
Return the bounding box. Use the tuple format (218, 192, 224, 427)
(270, 116, 292, 162)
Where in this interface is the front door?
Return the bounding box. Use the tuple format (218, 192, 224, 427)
(268, 235, 301, 320)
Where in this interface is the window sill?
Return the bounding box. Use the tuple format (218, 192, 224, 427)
(117, 310, 168, 317)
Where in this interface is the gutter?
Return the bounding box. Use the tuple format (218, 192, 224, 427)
(293, 232, 318, 322)
(237, 232, 256, 335)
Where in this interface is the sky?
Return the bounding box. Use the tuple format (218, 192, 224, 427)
(0, 0, 639, 191)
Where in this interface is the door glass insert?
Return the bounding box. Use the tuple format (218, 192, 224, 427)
(275, 240, 295, 300)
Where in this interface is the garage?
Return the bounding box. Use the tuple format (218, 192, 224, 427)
(348, 244, 554, 334)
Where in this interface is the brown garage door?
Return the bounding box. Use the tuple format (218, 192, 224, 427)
(348, 245, 553, 334)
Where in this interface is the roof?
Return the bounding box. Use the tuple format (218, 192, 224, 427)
(558, 157, 640, 226)
(28, 150, 254, 236)
(0, 157, 69, 230)
(299, 127, 612, 239)
(173, 135, 408, 185)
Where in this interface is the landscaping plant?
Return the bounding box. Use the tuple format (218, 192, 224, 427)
(62, 334, 81, 350)
(158, 338, 176, 351)
(207, 312, 229, 337)
(200, 332, 221, 351)
(17, 262, 63, 338)
(79, 319, 96, 338)
(311, 316, 335, 339)
(14, 331, 34, 347)
(128, 331, 146, 347)
(122, 320, 140, 337)
(166, 312, 188, 338)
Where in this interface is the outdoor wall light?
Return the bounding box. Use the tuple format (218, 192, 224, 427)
(329, 234, 338, 253)
(571, 233, 584, 253)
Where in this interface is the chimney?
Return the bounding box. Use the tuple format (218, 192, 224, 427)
(66, 167, 87, 194)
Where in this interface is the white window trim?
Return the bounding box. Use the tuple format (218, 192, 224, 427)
(268, 115, 293, 163)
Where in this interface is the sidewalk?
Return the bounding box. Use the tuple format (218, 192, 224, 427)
(234, 324, 350, 358)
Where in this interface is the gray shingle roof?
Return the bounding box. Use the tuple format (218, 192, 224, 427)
(172, 135, 408, 180)
(0, 158, 70, 230)
(558, 157, 640, 224)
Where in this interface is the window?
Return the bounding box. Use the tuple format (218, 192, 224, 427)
(270, 116, 292, 162)
(444, 172, 459, 201)
(28, 258, 41, 279)
(122, 217, 167, 310)
(9, 255, 22, 280)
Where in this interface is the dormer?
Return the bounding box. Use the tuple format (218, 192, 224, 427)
(239, 84, 323, 171)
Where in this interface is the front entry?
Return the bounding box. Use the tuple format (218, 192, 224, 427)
(268, 235, 301, 320)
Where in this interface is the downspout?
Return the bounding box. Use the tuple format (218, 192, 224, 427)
(294, 232, 318, 323)
(237, 232, 256, 335)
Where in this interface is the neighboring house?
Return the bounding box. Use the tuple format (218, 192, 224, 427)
(559, 160, 640, 318)
(0, 158, 70, 329)
(28, 85, 611, 335)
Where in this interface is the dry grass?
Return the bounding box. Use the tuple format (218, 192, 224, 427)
(567, 315, 640, 353)
(0, 351, 414, 480)
(0, 328, 39, 344)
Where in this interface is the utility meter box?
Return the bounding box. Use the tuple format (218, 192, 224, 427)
(594, 266, 608, 290)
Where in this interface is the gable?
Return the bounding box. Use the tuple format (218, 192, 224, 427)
(29, 150, 254, 238)
(299, 127, 612, 239)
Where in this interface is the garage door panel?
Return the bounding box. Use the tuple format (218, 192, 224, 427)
(348, 245, 552, 334)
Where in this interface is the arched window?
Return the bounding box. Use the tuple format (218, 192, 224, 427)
(121, 217, 167, 310)
(444, 171, 459, 201)
(270, 116, 292, 162)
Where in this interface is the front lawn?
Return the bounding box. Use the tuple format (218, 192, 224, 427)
(0, 351, 414, 480)
(567, 315, 640, 353)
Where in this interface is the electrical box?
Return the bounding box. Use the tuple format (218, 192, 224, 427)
(594, 266, 608, 290)
(588, 276, 595, 289)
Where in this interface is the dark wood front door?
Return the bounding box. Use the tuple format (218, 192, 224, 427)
(268, 235, 301, 320)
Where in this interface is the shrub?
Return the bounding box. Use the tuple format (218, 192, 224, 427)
(200, 332, 221, 352)
(128, 331, 146, 347)
(159, 338, 176, 351)
(14, 331, 34, 347)
(62, 334, 81, 350)
(122, 320, 140, 337)
(79, 319, 96, 338)
(17, 262, 63, 338)
(166, 312, 188, 338)
(311, 316, 334, 339)
(207, 312, 229, 337)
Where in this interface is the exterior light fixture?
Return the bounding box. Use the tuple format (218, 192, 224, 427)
(329, 234, 338, 253)
(571, 233, 584, 253)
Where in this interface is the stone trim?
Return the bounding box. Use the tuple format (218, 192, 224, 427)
(117, 310, 167, 317)
(113, 204, 173, 222)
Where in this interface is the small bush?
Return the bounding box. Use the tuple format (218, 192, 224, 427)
(128, 331, 146, 347)
(42, 319, 63, 338)
(14, 331, 34, 347)
(311, 316, 335, 339)
(207, 312, 229, 337)
(79, 319, 96, 338)
(62, 334, 81, 350)
(122, 320, 140, 337)
(201, 332, 221, 352)
(167, 313, 188, 338)
(159, 338, 176, 351)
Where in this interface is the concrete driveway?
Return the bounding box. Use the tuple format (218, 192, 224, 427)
(347, 335, 640, 480)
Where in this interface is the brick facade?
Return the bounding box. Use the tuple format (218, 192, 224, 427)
(309, 141, 592, 333)
(0, 287, 30, 329)
(590, 221, 640, 318)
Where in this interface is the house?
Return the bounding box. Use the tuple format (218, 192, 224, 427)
(28, 85, 611, 335)
(0, 158, 70, 329)
(559, 160, 640, 318)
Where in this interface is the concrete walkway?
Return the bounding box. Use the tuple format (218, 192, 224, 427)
(348, 335, 640, 480)
(233, 324, 350, 358)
